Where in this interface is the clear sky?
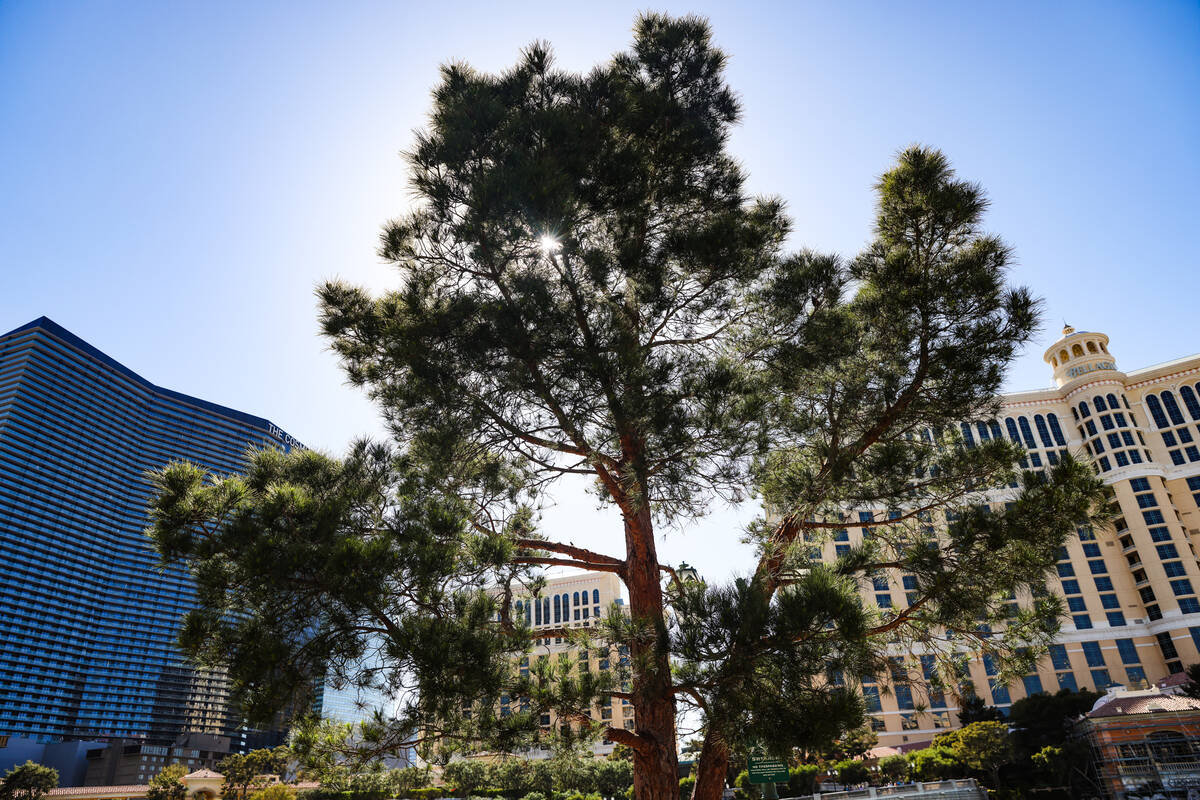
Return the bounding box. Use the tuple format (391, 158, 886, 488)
(2, 1, 1198, 584)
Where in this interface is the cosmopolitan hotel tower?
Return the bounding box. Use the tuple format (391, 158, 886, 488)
(0, 318, 300, 755)
(818, 325, 1200, 749)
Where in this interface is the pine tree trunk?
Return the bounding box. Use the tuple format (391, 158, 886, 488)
(692, 733, 731, 800)
(624, 504, 680, 800)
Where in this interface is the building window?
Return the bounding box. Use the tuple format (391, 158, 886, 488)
(1082, 641, 1105, 667)
(1157, 543, 1180, 559)
(1057, 672, 1078, 691)
(1048, 644, 1070, 670)
(1022, 675, 1044, 696)
(1090, 669, 1113, 689)
(1157, 632, 1179, 660)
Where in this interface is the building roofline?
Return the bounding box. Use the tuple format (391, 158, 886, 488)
(1124, 352, 1200, 380)
(1, 316, 288, 436)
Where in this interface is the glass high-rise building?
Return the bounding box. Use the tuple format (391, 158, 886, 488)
(0, 317, 299, 744)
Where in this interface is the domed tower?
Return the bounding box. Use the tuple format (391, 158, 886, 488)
(1043, 324, 1121, 388)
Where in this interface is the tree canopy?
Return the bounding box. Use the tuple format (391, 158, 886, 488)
(146, 764, 188, 800)
(0, 762, 58, 800)
(148, 13, 1104, 800)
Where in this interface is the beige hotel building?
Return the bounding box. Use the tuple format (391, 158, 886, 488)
(500, 571, 632, 758)
(510, 325, 1200, 752)
(824, 324, 1200, 748)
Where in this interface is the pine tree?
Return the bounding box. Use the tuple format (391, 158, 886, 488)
(148, 14, 1105, 800)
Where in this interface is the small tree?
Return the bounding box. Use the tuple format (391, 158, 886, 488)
(218, 749, 290, 800)
(147, 764, 188, 800)
(906, 746, 962, 780)
(877, 754, 908, 783)
(591, 760, 633, 798)
(832, 760, 868, 786)
(956, 695, 1004, 725)
(441, 761, 488, 797)
(951, 721, 1012, 788)
(1007, 687, 1101, 759)
(0, 762, 58, 800)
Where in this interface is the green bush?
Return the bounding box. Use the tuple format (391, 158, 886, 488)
(679, 775, 695, 800)
(788, 766, 819, 794)
(732, 770, 759, 800)
(401, 789, 445, 800)
(833, 760, 868, 786)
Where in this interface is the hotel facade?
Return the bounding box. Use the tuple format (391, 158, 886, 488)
(822, 325, 1200, 748)
(500, 571, 632, 759)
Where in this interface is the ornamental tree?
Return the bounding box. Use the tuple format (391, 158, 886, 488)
(146, 764, 188, 800)
(148, 14, 1104, 800)
(0, 762, 57, 800)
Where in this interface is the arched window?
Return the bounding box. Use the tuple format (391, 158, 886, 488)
(1181, 385, 1200, 421)
(1051, 356, 1058, 367)
(1034, 415, 1054, 448)
(1079, 401, 1091, 418)
(535, 599, 542, 625)
(1071, 407, 1079, 421)
(960, 423, 975, 448)
(1059, 349, 1069, 363)
(573, 591, 580, 607)
(1107, 394, 1120, 412)
(561, 593, 570, 615)
(1017, 417, 1037, 450)
(988, 420, 1003, 440)
(1087, 341, 1098, 353)
(1146, 395, 1169, 429)
(1094, 395, 1107, 412)
(1047, 414, 1067, 446)
(553, 595, 561, 623)
(1162, 391, 1185, 425)
(975, 422, 991, 442)
(1072, 344, 1084, 357)
(1005, 418, 1021, 443)
(592, 589, 600, 604)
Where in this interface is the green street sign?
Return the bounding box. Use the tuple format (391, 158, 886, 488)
(746, 747, 789, 784)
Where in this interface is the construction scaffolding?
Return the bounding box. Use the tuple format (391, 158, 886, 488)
(1074, 708, 1200, 799)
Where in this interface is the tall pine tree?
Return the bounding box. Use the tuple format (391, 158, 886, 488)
(148, 15, 1104, 800)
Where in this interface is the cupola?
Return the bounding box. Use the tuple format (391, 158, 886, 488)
(1043, 324, 1118, 387)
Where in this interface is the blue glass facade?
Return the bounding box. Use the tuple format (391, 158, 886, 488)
(0, 317, 297, 744)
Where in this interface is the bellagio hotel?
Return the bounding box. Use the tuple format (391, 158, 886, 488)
(818, 324, 1200, 748)
(502, 571, 632, 759)
(508, 325, 1200, 752)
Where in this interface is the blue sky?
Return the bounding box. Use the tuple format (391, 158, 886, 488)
(2, 1, 1198, 581)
